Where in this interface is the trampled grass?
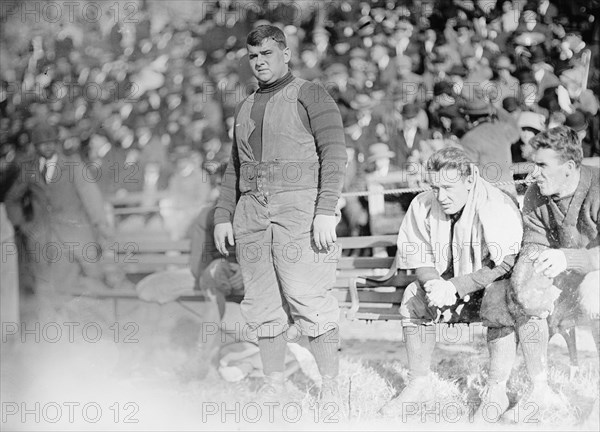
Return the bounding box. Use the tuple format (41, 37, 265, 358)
(2, 299, 598, 431)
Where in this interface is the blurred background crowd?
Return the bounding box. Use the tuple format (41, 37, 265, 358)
(0, 0, 599, 242)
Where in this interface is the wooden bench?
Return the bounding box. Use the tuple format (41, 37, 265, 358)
(87, 234, 415, 322)
(86, 231, 588, 371)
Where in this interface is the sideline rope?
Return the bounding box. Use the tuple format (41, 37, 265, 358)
(112, 180, 533, 214)
(341, 178, 533, 198)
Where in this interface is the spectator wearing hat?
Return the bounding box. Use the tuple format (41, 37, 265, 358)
(296, 46, 322, 82)
(459, 98, 520, 196)
(502, 96, 522, 120)
(464, 54, 493, 86)
(323, 62, 358, 126)
(427, 81, 462, 131)
(516, 69, 549, 117)
(537, 0, 558, 26)
(347, 47, 376, 91)
(446, 63, 469, 98)
(514, 111, 547, 163)
(450, 116, 468, 141)
(388, 103, 432, 168)
(435, 105, 463, 139)
(365, 143, 399, 178)
(529, 46, 560, 97)
(486, 56, 520, 109)
(362, 143, 410, 244)
(537, 86, 562, 115)
(381, 55, 425, 105)
(380, 54, 408, 86)
(565, 110, 588, 143)
(557, 66, 589, 109)
(484, 11, 511, 54)
(434, 81, 457, 104)
(5, 123, 130, 317)
(512, 2, 552, 54)
(565, 110, 597, 157)
(450, 20, 477, 60)
(559, 70, 600, 157)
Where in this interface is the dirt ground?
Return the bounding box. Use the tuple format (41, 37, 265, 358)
(1, 296, 598, 431)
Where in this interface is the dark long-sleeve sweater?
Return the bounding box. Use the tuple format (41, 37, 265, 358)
(214, 72, 347, 224)
(521, 165, 600, 273)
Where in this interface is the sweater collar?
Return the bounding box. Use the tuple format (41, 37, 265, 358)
(257, 71, 293, 93)
(551, 166, 592, 226)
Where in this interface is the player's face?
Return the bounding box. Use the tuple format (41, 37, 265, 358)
(428, 168, 473, 215)
(529, 147, 574, 197)
(248, 38, 290, 85)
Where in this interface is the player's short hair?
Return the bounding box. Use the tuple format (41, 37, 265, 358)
(529, 125, 583, 167)
(247, 25, 287, 49)
(426, 147, 473, 178)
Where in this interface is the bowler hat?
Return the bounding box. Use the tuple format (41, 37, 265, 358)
(502, 96, 519, 113)
(367, 143, 395, 162)
(438, 105, 460, 120)
(434, 81, 454, 97)
(31, 123, 59, 146)
(451, 117, 468, 137)
(455, 20, 472, 30)
(565, 111, 588, 132)
(538, 91, 560, 112)
(401, 103, 419, 119)
(462, 99, 492, 116)
(529, 47, 547, 65)
(448, 64, 468, 77)
(517, 69, 537, 85)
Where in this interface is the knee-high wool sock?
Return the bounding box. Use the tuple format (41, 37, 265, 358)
(309, 326, 340, 379)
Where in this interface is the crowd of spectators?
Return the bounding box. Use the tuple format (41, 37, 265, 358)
(1, 0, 599, 240)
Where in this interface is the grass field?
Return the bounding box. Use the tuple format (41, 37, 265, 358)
(2, 297, 598, 431)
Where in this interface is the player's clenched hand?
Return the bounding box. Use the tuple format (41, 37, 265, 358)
(534, 249, 567, 278)
(424, 279, 458, 308)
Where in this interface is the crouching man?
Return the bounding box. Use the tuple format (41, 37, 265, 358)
(380, 147, 524, 418)
(482, 126, 599, 420)
(190, 204, 244, 320)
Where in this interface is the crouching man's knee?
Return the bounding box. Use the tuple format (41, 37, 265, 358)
(199, 259, 238, 296)
(579, 271, 600, 319)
